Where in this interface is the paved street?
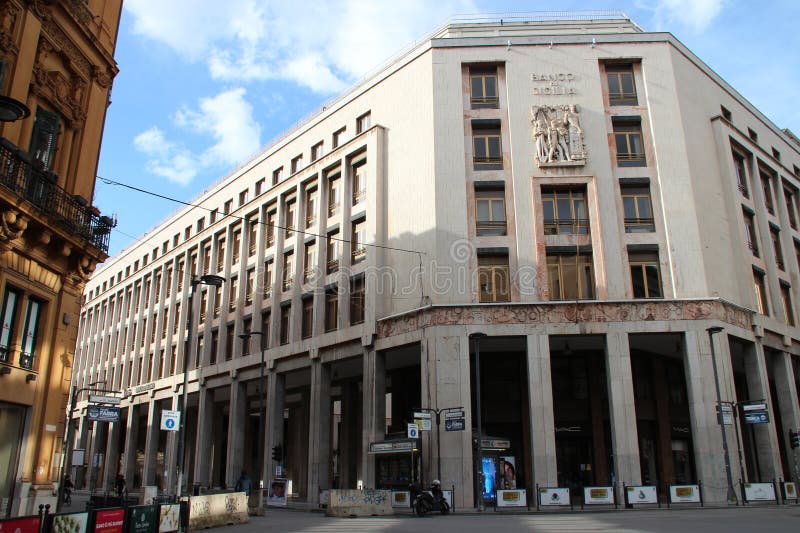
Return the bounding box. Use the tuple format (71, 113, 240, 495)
(212, 506, 800, 533)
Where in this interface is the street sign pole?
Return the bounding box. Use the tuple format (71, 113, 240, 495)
(412, 406, 463, 484)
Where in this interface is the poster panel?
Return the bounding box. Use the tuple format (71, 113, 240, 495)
(157, 504, 180, 533)
(481, 456, 496, 501)
(267, 479, 288, 507)
(0, 516, 41, 533)
(583, 486, 615, 505)
(743, 483, 776, 502)
(94, 509, 125, 533)
(669, 485, 701, 503)
(783, 481, 797, 500)
(499, 456, 517, 490)
(625, 485, 658, 504)
(126, 506, 157, 533)
(390, 491, 410, 507)
(496, 489, 526, 507)
(539, 487, 570, 507)
(52, 512, 89, 533)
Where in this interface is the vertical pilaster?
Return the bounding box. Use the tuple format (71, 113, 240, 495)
(605, 332, 642, 494)
(226, 381, 247, 487)
(163, 396, 180, 493)
(193, 387, 214, 487)
(142, 400, 158, 486)
(526, 333, 557, 487)
(748, 342, 783, 481)
(103, 419, 122, 490)
(122, 406, 138, 487)
(307, 361, 331, 502)
(772, 351, 800, 484)
(361, 348, 385, 488)
(266, 372, 285, 480)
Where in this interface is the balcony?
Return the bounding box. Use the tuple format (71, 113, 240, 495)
(283, 277, 293, 291)
(544, 218, 590, 235)
(351, 247, 366, 263)
(0, 138, 114, 253)
(623, 217, 655, 233)
(327, 258, 339, 273)
(19, 351, 33, 370)
(476, 220, 507, 236)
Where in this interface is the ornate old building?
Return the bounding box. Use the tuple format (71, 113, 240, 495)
(73, 12, 800, 509)
(0, 0, 120, 517)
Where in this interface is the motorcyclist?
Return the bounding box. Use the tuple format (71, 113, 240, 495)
(430, 479, 443, 503)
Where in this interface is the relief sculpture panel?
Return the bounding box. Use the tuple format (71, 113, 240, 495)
(531, 104, 585, 167)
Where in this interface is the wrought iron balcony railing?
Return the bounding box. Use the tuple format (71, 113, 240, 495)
(0, 137, 114, 253)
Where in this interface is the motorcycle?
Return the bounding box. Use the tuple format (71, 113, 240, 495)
(411, 482, 450, 517)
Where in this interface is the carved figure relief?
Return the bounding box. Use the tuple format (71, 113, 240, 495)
(531, 104, 586, 166)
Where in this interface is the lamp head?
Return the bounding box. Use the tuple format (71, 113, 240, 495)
(707, 326, 724, 335)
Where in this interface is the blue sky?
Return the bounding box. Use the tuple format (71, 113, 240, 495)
(95, 0, 800, 258)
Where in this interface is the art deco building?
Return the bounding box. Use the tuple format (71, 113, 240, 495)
(73, 12, 800, 508)
(0, 0, 121, 517)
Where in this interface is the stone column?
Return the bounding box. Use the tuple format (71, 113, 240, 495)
(771, 351, 800, 484)
(683, 329, 737, 503)
(142, 400, 158, 486)
(307, 361, 332, 502)
(88, 421, 106, 492)
(104, 419, 122, 490)
(747, 342, 783, 481)
(266, 372, 285, 481)
(226, 380, 247, 488)
(605, 332, 642, 496)
(361, 348, 385, 489)
(163, 396, 180, 494)
(526, 333, 557, 488)
(338, 380, 359, 488)
(193, 387, 214, 488)
(122, 406, 139, 487)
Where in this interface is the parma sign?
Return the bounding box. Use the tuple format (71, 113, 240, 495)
(87, 406, 120, 423)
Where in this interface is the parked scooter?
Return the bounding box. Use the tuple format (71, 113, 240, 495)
(412, 480, 450, 516)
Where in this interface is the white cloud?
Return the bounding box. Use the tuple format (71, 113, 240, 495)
(638, 0, 725, 33)
(134, 89, 261, 185)
(125, 0, 478, 94)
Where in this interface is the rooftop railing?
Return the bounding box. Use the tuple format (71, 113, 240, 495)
(0, 137, 113, 254)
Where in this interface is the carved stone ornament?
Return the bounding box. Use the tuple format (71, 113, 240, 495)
(0, 209, 28, 244)
(531, 104, 586, 167)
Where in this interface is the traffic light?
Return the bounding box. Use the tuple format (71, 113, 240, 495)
(272, 444, 283, 462)
(790, 429, 800, 449)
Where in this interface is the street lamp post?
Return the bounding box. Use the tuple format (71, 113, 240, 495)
(469, 332, 487, 511)
(238, 331, 266, 487)
(176, 275, 225, 498)
(58, 380, 109, 511)
(707, 326, 737, 504)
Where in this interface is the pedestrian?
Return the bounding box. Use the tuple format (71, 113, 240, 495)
(115, 474, 126, 497)
(235, 470, 252, 496)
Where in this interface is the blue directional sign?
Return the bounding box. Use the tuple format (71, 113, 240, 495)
(160, 409, 180, 431)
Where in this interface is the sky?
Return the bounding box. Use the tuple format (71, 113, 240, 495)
(95, 0, 800, 258)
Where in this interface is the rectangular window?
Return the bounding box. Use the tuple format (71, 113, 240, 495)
(629, 252, 663, 298)
(280, 305, 291, 345)
(19, 298, 43, 369)
(223, 200, 232, 215)
(761, 170, 775, 215)
(242, 318, 252, 355)
(0, 288, 19, 362)
(203, 245, 211, 275)
(350, 276, 365, 325)
(542, 187, 588, 235)
(173, 304, 181, 334)
(470, 68, 498, 108)
(164, 269, 172, 298)
(248, 217, 258, 256)
(352, 160, 367, 205)
(304, 241, 316, 283)
(210, 209, 218, 224)
(261, 311, 271, 347)
(214, 286, 222, 318)
(356, 112, 371, 134)
(732, 151, 749, 198)
(621, 185, 655, 232)
(753, 269, 769, 315)
(475, 187, 506, 236)
(263, 259, 274, 298)
(306, 188, 318, 228)
(225, 324, 234, 360)
(547, 252, 595, 300)
(785, 187, 798, 230)
(246, 268, 255, 305)
(301, 297, 314, 339)
(255, 178, 265, 196)
(266, 210, 276, 247)
(176, 261, 184, 291)
(283, 251, 294, 291)
(232, 228, 241, 264)
(772, 147, 781, 161)
(606, 63, 637, 105)
(325, 289, 338, 332)
(327, 231, 340, 273)
(189, 253, 198, 277)
(781, 283, 795, 326)
(771, 227, 784, 270)
(195, 335, 204, 369)
(291, 154, 303, 174)
(743, 210, 759, 256)
(272, 167, 283, 185)
(351, 218, 367, 264)
(210, 329, 219, 365)
(332, 127, 346, 149)
(328, 173, 341, 216)
(285, 199, 296, 238)
(29, 107, 61, 170)
(229, 276, 238, 311)
(613, 118, 645, 166)
(311, 141, 324, 161)
(216, 238, 226, 271)
(472, 121, 502, 169)
(478, 255, 510, 302)
(239, 189, 249, 207)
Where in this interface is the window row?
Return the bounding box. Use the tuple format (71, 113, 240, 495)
(0, 286, 44, 371)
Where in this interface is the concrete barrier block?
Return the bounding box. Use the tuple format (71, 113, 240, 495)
(326, 489, 393, 517)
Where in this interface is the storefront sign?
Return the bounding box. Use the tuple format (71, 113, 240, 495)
(583, 486, 614, 505)
(539, 487, 570, 507)
(127, 505, 156, 533)
(445, 410, 465, 419)
(412, 412, 431, 419)
(134, 383, 155, 394)
(743, 411, 769, 424)
(0, 516, 41, 533)
(625, 485, 658, 504)
(94, 508, 125, 533)
(669, 484, 701, 503)
(368, 440, 417, 454)
(480, 438, 510, 450)
(390, 491, 410, 507)
(89, 395, 121, 405)
(741, 403, 767, 411)
(744, 482, 776, 502)
(157, 504, 180, 533)
(87, 406, 120, 423)
(496, 489, 526, 507)
(52, 512, 89, 533)
(445, 418, 465, 431)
